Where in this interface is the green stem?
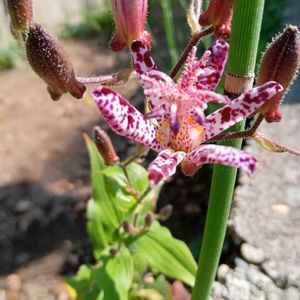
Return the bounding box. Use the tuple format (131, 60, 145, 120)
(192, 1, 266, 300)
(161, 0, 179, 65)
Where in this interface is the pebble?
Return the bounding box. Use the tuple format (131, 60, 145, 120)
(246, 265, 272, 290)
(212, 282, 225, 297)
(235, 257, 248, 269)
(241, 243, 265, 264)
(217, 264, 230, 282)
(284, 287, 300, 300)
(226, 275, 251, 300)
(262, 261, 286, 287)
(267, 291, 282, 300)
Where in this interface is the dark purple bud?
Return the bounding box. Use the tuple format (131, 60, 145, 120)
(94, 126, 120, 165)
(25, 22, 86, 101)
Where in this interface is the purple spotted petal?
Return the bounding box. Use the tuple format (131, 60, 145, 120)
(196, 39, 229, 91)
(204, 81, 283, 140)
(92, 86, 161, 152)
(148, 150, 186, 186)
(131, 40, 157, 75)
(186, 145, 257, 175)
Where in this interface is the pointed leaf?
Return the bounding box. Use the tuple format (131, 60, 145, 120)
(96, 246, 134, 300)
(65, 265, 103, 300)
(129, 222, 197, 287)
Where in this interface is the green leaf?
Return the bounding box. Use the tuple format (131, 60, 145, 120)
(66, 265, 103, 300)
(84, 134, 120, 257)
(102, 162, 149, 215)
(66, 247, 134, 300)
(129, 222, 197, 287)
(85, 134, 120, 226)
(125, 163, 149, 193)
(96, 246, 134, 300)
(102, 165, 137, 213)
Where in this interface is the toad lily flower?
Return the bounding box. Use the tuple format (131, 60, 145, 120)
(93, 40, 282, 186)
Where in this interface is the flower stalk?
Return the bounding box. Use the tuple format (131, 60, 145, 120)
(192, 1, 266, 299)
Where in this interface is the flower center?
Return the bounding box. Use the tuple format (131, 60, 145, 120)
(157, 115, 205, 152)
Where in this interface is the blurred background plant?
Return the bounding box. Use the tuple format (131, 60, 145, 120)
(0, 0, 287, 70)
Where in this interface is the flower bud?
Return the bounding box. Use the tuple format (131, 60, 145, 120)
(257, 25, 300, 122)
(25, 22, 86, 101)
(93, 126, 120, 165)
(122, 221, 141, 235)
(110, 0, 151, 51)
(7, 0, 33, 32)
(199, 0, 233, 39)
(144, 213, 154, 227)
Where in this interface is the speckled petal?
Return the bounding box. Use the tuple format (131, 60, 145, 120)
(130, 40, 174, 115)
(189, 89, 231, 107)
(196, 39, 229, 91)
(148, 150, 186, 186)
(186, 145, 257, 175)
(92, 86, 161, 152)
(204, 81, 283, 140)
(131, 40, 158, 74)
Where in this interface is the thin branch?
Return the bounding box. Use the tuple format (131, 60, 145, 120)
(207, 113, 264, 142)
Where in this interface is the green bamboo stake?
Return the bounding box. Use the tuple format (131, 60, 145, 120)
(191, 1, 265, 299)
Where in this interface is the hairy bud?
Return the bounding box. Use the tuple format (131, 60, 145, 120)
(199, 0, 233, 39)
(7, 0, 33, 32)
(94, 126, 120, 165)
(257, 25, 300, 122)
(25, 22, 86, 100)
(110, 0, 151, 51)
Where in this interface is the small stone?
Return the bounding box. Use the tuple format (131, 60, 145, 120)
(235, 257, 248, 269)
(246, 265, 273, 290)
(217, 264, 230, 282)
(284, 287, 300, 300)
(271, 203, 290, 214)
(226, 274, 251, 300)
(249, 286, 266, 300)
(212, 281, 226, 297)
(262, 261, 286, 287)
(267, 291, 282, 300)
(241, 243, 265, 264)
